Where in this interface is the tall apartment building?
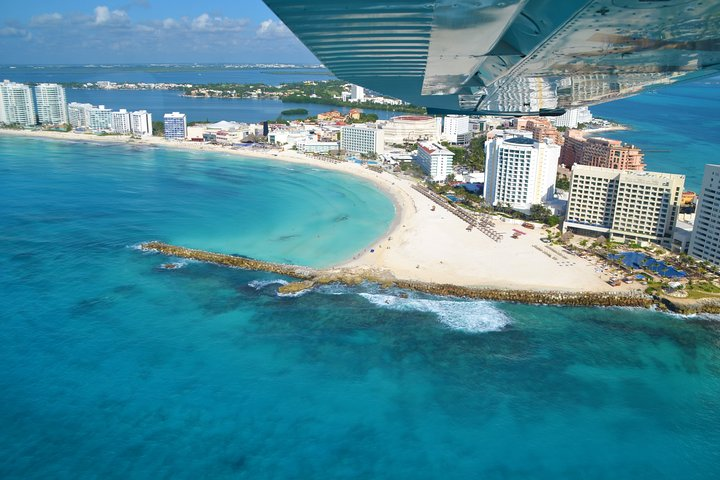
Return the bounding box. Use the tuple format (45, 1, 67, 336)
(111, 109, 131, 134)
(559, 132, 644, 170)
(0, 80, 36, 126)
(688, 164, 720, 266)
(34, 83, 68, 125)
(415, 141, 454, 182)
(340, 124, 384, 154)
(164, 112, 187, 140)
(89, 105, 113, 131)
(442, 115, 471, 145)
(68, 102, 93, 128)
(484, 134, 560, 213)
(564, 164, 684, 246)
(130, 110, 153, 136)
(350, 84, 365, 101)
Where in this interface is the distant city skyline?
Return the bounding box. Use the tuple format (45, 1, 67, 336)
(0, 1, 319, 64)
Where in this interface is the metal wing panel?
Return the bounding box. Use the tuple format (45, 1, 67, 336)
(264, 0, 720, 115)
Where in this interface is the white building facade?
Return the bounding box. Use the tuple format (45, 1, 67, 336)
(130, 110, 153, 136)
(111, 109, 132, 134)
(88, 105, 113, 131)
(484, 135, 560, 212)
(688, 164, 720, 266)
(550, 106, 593, 129)
(164, 112, 187, 140)
(416, 141, 454, 182)
(35, 83, 68, 125)
(340, 124, 384, 155)
(442, 115, 471, 144)
(68, 102, 93, 128)
(350, 84, 365, 101)
(564, 165, 684, 246)
(0, 80, 36, 126)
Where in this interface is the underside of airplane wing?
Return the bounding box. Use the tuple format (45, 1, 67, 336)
(263, 0, 720, 116)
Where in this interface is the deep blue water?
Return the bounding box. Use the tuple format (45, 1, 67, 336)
(65, 89, 397, 124)
(1, 136, 720, 478)
(592, 77, 720, 191)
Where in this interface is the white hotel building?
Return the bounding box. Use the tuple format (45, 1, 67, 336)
(111, 109, 132, 134)
(415, 141, 454, 182)
(130, 110, 153, 136)
(689, 164, 720, 266)
(89, 105, 114, 131)
(484, 133, 560, 213)
(0, 80, 36, 126)
(564, 165, 684, 247)
(442, 114, 472, 145)
(68, 102, 93, 128)
(340, 124, 384, 155)
(35, 83, 68, 125)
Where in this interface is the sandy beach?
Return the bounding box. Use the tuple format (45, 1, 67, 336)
(1, 128, 638, 293)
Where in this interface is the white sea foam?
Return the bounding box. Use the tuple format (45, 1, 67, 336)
(248, 279, 289, 290)
(358, 293, 511, 333)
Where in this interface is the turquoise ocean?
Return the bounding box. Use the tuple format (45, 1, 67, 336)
(2, 135, 719, 479)
(2, 71, 720, 478)
(592, 77, 720, 191)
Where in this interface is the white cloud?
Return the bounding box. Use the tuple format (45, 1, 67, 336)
(30, 13, 63, 26)
(189, 13, 248, 32)
(256, 19, 291, 38)
(0, 27, 32, 40)
(162, 18, 179, 29)
(94, 6, 129, 25)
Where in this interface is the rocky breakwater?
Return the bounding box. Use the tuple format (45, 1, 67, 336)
(139, 241, 653, 308)
(659, 295, 720, 315)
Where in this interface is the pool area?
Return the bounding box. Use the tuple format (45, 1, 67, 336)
(609, 251, 686, 278)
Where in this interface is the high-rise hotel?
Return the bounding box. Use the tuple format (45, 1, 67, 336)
(0, 80, 36, 126)
(484, 132, 560, 213)
(688, 164, 720, 266)
(35, 83, 68, 125)
(564, 165, 684, 247)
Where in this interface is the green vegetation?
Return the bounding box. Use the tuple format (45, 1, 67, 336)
(152, 120, 164, 137)
(281, 108, 309, 116)
(556, 173, 570, 190)
(183, 80, 425, 113)
(348, 113, 379, 123)
(492, 203, 559, 227)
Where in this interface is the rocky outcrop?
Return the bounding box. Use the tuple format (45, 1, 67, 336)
(140, 241, 652, 308)
(659, 296, 720, 315)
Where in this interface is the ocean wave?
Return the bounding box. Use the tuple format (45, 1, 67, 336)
(248, 279, 289, 290)
(358, 293, 511, 333)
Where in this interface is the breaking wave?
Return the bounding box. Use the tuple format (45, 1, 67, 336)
(248, 279, 289, 290)
(358, 293, 511, 333)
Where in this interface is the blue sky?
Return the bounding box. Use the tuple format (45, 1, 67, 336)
(0, 1, 319, 64)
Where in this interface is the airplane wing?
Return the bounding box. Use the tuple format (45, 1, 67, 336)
(262, 0, 720, 115)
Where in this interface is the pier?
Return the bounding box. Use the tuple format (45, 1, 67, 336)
(139, 241, 655, 308)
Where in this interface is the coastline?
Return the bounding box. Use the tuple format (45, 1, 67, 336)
(1, 128, 644, 296)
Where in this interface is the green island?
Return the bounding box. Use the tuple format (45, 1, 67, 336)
(183, 80, 426, 113)
(280, 108, 309, 116)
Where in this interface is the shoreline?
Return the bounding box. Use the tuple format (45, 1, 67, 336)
(1, 128, 646, 296)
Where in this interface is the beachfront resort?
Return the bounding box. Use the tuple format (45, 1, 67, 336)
(2, 79, 719, 312)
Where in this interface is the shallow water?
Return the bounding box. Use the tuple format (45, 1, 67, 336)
(1, 137, 719, 479)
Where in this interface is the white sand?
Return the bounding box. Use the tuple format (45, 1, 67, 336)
(2, 129, 639, 293)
